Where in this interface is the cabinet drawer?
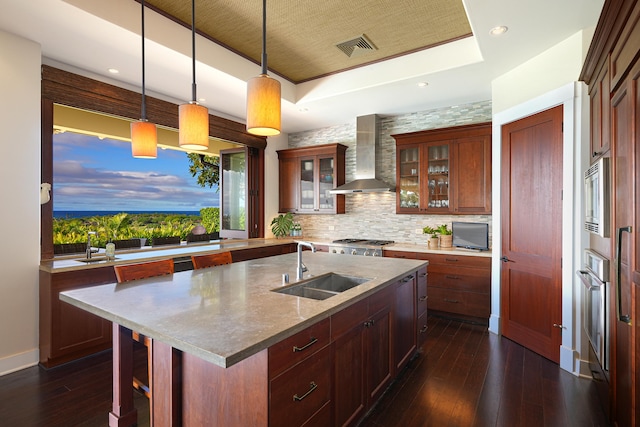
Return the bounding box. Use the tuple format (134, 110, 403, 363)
(384, 250, 416, 259)
(269, 317, 330, 377)
(422, 253, 491, 268)
(417, 267, 428, 318)
(428, 271, 489, 293)
(427, 287, 490, 318)
(270, 345, 332, 427)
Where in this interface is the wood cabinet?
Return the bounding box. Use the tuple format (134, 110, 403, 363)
(416, 267, 428, 349)
(277, 143, 347, 214)
(393, 122, 492, 215)
(385, 250, 490, 323)
(393, 273, 417, 372)
(268, 318, 332, 427)
(580, 1, 640, 424)
(39, 267, 114, 367)
(332, 285, 394, 427)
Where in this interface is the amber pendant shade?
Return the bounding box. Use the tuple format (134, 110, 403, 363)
(179, 102, 209, 150)
(131, 120, 158, 158)
(246, 74, 281, 136)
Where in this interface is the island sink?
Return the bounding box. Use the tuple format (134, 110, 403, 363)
(74, 256, 119, 263)
(272, 272, 371, 300)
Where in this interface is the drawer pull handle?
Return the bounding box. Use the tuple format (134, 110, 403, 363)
(419, 295, 427, 302)
(402, 275, 415, 282)
(445, 275, 460, 280)
(293, 337, 318, 352)
(445, 258, 458, 262)
(444, 298, 459, 303)
(293, 381, 318, 402)
(420, 325, 428, 333)
(419, 273, 427, 277)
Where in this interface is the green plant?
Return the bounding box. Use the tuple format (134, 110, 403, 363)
(422, 226, 438, 238)
(270, 213, 294, 238)
(436, 224, 452, 235)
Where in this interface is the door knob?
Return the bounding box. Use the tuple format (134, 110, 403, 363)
(500, 256, 512, 263)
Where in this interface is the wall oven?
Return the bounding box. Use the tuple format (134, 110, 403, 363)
(584, 157, 610, 237)
(577, 249, 610, 371)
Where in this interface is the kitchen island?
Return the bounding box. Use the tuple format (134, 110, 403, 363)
(60, 251, 427, 426)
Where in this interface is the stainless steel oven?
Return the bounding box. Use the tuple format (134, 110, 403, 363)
(584, 157, 610, 237)
(577, 249, 610, 370)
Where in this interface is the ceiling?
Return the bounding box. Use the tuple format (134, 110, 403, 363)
(1, 0, 604, 135)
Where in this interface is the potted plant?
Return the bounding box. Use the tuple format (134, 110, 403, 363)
(270, 213, 294, 238)
(436, 224, 453, 248)
(422, 226, 440, 249)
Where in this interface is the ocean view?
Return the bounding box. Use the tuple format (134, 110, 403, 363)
(54, 210, 201, 219)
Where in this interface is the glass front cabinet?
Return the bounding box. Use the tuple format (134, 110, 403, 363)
(277, 143, 347, 214)
(393, 123, 491, 215)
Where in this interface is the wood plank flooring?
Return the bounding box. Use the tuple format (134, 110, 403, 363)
(0, 315, 609, 426)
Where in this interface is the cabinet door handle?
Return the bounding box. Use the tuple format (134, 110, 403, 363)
(445, 258, 458, 262)
(616, 226, 632, 324)
(419, 273, 427, 278)
(293, 381, 318, 401)
(445, 275, 460, 280)
(402, 275, 415, 282)
(419, 295, 427, 302)
(444, 298, 459, 303)
(293, 337, 318, 352)
(592, 151, 602, 158)
(420, 324, 428, 333)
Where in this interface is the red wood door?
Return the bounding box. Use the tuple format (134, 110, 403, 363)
(500, 105, 563, 363)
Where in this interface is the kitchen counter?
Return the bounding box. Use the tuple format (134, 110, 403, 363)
(384, 242, 492, 257)
(41, 238, 297, 273)
(60, 251, 427, 368)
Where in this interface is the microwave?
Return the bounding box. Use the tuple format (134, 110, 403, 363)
(584, 157, 610, 237)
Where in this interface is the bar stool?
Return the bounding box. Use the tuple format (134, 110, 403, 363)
(113, 259, 174, 400)
(191, 251, 233, 270)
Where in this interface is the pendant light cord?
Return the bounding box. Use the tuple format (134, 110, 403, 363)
(261, 0, 267, 75)
(191, 0, 197, 102)
(141, 0, 147, 120)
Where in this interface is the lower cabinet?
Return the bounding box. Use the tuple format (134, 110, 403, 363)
(394, 273, 417, 372)
(39, 267, 115, 367)
(416, 267, 429, 349)
(231, 243, 296, 262)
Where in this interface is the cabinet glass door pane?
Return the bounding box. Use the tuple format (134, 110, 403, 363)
(221, 151, 246, 232)
(318, 157, 335, 210)
(399, 147, 419, 209)
(427, 144, 449, 208)
(300, 159, 315, 210)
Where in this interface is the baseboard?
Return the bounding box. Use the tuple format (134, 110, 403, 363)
(0, 348, 39, 376)
(488, 313, 500, 335)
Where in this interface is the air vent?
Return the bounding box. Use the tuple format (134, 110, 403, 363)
(335, 34, 377, 58)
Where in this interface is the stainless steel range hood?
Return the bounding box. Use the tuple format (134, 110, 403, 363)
(330, 115, 395, 194)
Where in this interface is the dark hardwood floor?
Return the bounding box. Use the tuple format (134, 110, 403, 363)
(0, 315, 609, 426)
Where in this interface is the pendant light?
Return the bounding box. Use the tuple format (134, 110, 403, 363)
(179, 0, 209, 150)
(130, 0, 158, 159)
(246, 0, 281, 136)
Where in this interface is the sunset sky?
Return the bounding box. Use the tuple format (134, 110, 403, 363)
(52, 131, 219, 212)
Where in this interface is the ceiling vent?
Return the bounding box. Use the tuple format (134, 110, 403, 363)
(335, 34, 377, 58)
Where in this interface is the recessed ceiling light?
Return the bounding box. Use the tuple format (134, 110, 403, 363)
(489, 26, 508, 36)
(107, 68, 119, 74)
(299, 107, 309, 113)
(417, 82, 428, 88)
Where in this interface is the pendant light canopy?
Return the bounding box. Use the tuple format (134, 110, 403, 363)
(131, 0, 158, 159)
(179, 0, 209, 150)
(246, 0, 281, 136)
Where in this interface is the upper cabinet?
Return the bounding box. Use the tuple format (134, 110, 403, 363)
(589, 57, 611, 161)
(277, 143, 347, 214)
(393, 122, 492, 215)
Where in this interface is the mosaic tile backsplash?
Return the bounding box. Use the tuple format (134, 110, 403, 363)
(287, 100, 493, 246)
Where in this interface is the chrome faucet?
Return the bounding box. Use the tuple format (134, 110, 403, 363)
(86, 231, 99, 259)
(297, 241, 317, 280)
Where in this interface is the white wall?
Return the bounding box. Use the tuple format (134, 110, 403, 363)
(264, 133, 289, 238)
(489, 29, 594, 376)
(0, 30, 42, 375)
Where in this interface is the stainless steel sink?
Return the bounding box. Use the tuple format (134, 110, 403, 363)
(272, 273, 371, 300)
(75, 256, 118, 263)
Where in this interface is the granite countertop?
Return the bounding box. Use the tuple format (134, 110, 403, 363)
(41, 238, 298, 273)
(60, 252, 427, 368)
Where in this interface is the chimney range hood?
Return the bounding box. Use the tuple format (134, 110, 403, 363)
(330, 115, 395, 194)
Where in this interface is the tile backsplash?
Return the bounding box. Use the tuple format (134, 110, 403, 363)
(287, 100, 493, 246)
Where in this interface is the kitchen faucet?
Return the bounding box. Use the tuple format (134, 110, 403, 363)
(296, 241, 316, 280)
(86, 231, 99, 259)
